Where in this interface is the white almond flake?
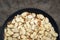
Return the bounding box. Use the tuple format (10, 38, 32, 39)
(5, 33, 10, 36)
(32, 13, 36, 17)
(18, 36, 21, 39)
(31, 32, 36, 38)
(7, 37, 12, 40)
(44, 17, 49, 23)
(7, 29, 13, 35)
(12, 19, 16, 23)
(21, 12, 29, 17)
(12, 38, 18, 40)
(14, 22, 18, 28)
(7, 24, 14, 28)
(15, 17, 20, 22)
(12, 28, 19, 32)
(27, 15, 33, 19)
(19, 17, 24, 22)
(13, 33, 19, 37)
(4, 12, 58, 40)
(31, 25, 36, 30)
(21, 35, 26, 39)
(37, 14, 44, 19)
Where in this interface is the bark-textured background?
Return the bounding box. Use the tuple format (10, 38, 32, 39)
(0, 0, 60, 38)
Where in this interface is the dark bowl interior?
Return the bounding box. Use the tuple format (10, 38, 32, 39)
(0, 8, 59, 40)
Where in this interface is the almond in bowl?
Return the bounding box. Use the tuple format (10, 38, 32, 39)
(4, 12, 58, 40)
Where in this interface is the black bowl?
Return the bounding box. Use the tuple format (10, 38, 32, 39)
(0, 8, 59, 40)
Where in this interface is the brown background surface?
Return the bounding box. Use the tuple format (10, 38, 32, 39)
(0, 0, 60, 38)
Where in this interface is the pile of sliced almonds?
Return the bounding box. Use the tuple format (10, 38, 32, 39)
(4, 12, 58, 40)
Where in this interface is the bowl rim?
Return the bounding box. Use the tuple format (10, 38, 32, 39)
(1, 8, 60, 40)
